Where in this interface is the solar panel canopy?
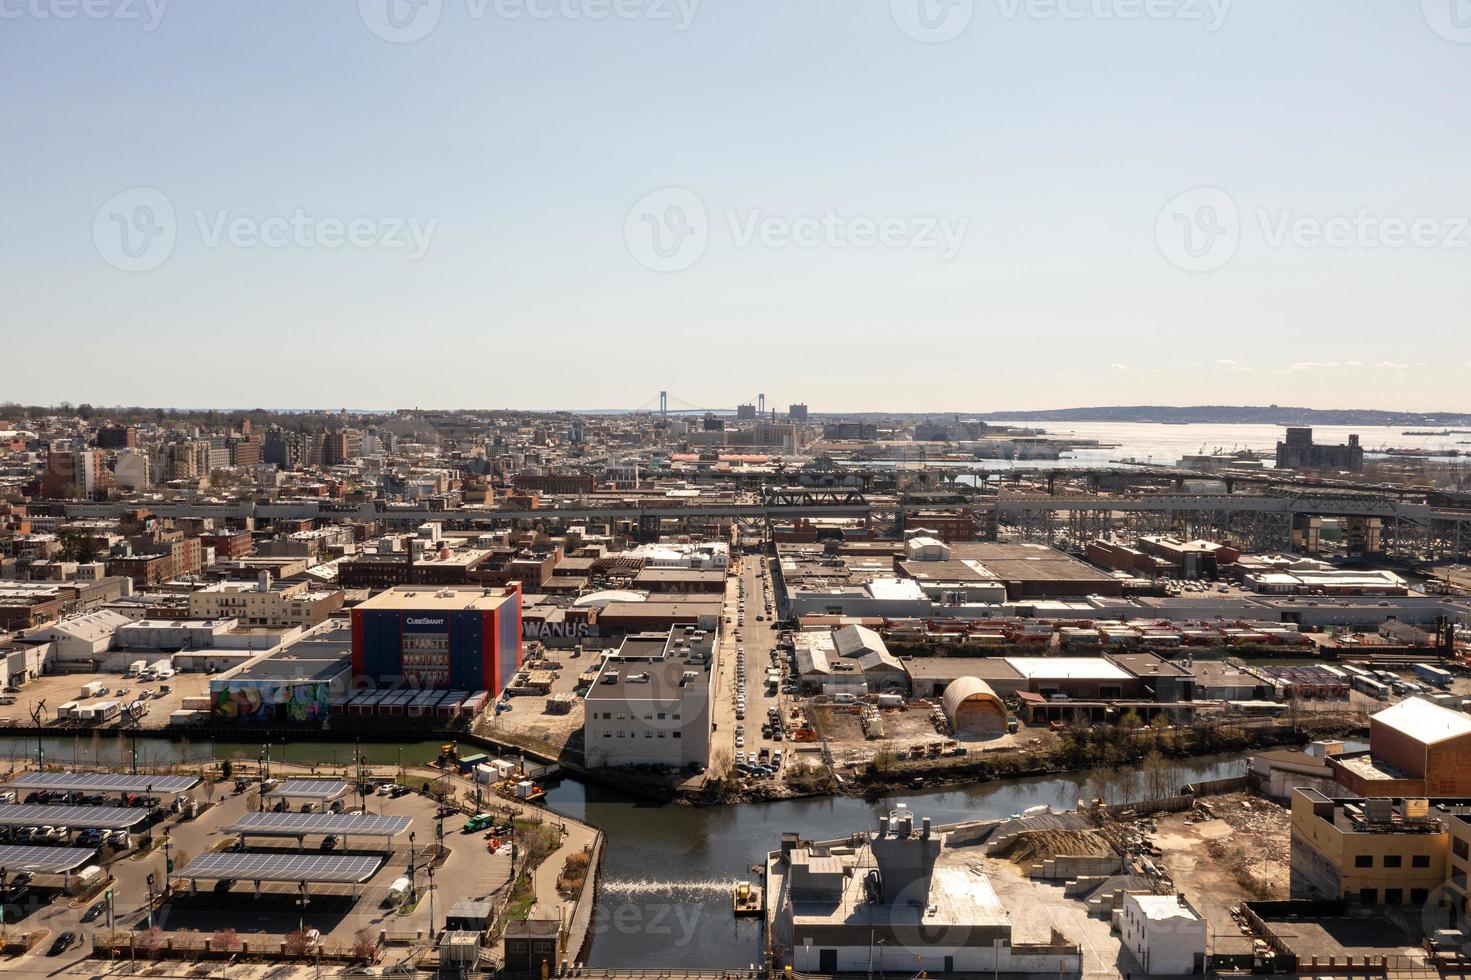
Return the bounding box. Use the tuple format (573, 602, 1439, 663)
(6, 772, 199, 793)
(177, 851, 383, 884)
(227, 812, 412, 837)
(0, 804, 150, 830)
(266, 779, 349, 800)
(0, 844, 98, 873)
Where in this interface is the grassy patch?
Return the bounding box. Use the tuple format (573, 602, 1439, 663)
(504, 873, 536, 921)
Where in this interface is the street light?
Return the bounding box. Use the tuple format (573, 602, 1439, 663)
(408, 832, 417, 901)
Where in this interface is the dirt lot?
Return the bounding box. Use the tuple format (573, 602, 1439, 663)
(982, 851, 1128, 976)
(0, 669, 212, 730)
(995, 828, 1113, 868)
(814, 701, 1038, 769)
(1147, 793, 1291, 954)
(475, 644, 596, 755)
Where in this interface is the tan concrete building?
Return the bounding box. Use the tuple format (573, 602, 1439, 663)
(1289, 789, 1445, 907)
(188, 574, 343, 628)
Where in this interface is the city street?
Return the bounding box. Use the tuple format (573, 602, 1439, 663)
(710, 553, 787, 780)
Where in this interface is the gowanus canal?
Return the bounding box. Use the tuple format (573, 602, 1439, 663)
(0, 733, 1253, 970)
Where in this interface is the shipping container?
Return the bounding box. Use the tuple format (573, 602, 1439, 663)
(1415, 663, 1454, 688)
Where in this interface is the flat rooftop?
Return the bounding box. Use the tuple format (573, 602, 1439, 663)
(1005, 657, 1132, 682)
(355, 586, 517, 612)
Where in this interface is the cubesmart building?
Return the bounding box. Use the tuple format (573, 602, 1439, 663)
(350, 585, 523, 692)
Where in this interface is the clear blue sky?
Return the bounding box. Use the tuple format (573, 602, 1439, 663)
(3, 0, 1468, 413)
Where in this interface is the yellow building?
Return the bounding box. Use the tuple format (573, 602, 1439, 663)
(1289, 789, 1446, 907)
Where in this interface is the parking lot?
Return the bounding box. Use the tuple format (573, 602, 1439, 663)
(0, 669, 211, 734)
(2, 771, 515, 964)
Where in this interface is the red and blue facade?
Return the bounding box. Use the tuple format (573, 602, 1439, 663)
(350, 586, 522, 693)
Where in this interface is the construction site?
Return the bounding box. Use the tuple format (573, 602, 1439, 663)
(806, 698, 1035, 773)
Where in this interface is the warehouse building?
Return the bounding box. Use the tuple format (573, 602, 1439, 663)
(350, 584, 522, 692)
(1330, 698, 1471, 798)
(211, 626, 354, 724)
(583, 627, 714, 770)
(940, 677, 1007, 737)
(793, 625, 909, 695)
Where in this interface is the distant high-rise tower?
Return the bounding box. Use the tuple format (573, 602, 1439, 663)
(789, 404, 809, 422)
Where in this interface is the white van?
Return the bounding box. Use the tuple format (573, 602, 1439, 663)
(385, 876, 412, 905)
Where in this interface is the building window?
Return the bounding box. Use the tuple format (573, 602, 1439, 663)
(1354, 855, 1373, 869)
(1414, 854, 1431, 868)
(1359, 888, 1378, 903)
(1385, 888, 1403, 905)
(1455, 838, 1469, 860)
(1412, 888, 1429, 904)
(1384, 855, 1402, 869)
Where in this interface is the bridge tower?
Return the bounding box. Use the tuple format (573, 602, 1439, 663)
(659, 391, 668, 419)
(758, 393, 765, 415)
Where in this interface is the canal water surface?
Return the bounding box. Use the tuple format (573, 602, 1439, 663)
(0, 735, 1250, 969)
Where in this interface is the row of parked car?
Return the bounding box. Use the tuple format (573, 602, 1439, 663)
(0, 824, 132, 847)
(19, 790, 161, 808)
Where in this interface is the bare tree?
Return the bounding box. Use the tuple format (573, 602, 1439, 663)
(211, 928, 240, 952)
(135, 926, 165, 958)
(351, 928, 378, 962)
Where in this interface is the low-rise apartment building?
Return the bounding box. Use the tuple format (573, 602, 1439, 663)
(188, 574, 344, 628)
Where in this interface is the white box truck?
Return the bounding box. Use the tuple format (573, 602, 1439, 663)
(127, 660, 147, 678)
(385, 876, 412, 905)
(68, 865, 103, 895)
(80, 681, 105, 699)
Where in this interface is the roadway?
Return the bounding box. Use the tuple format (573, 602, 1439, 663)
(709, 555, 787, 781)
